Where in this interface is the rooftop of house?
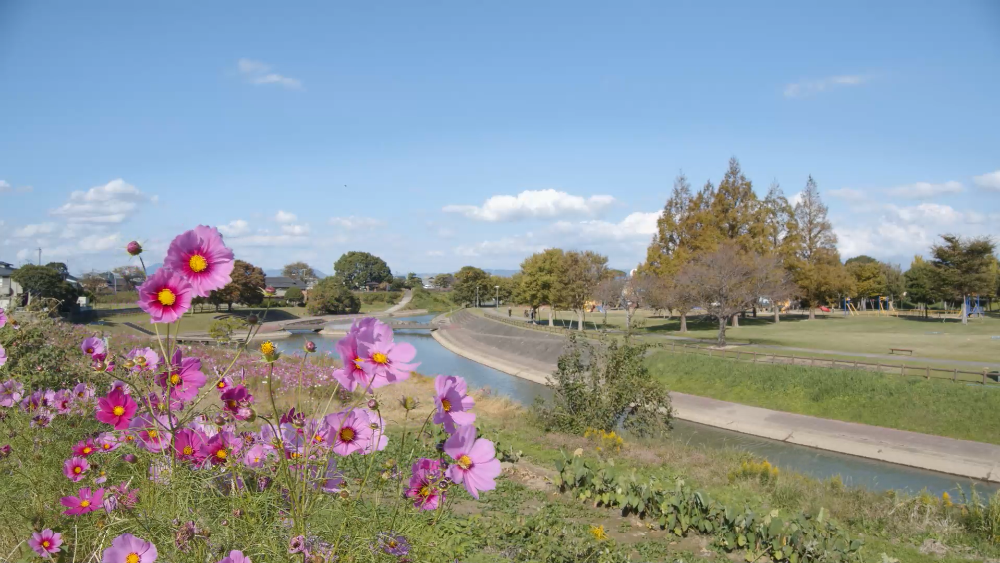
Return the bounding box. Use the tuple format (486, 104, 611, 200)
(0, 262, 16, 277)
(264, 276, 307, 290)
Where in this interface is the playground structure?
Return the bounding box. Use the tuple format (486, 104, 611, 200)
(966, 295, 985, 319)
(842, 296, 897, 317)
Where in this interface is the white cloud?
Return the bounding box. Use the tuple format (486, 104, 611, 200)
(453, 234, 546, 258)
(552, 211, 662, 242)
(788, 191, 804, 207)
(0, 180, 9, 192)
(236, 58, 302, 90)
(784, 75, 867, 98)
(444, 189, 616, 222)
(888, 202, 966, 224)
(973, 170, 1000, 192)
(281, 223, 310, 236)
(274, 210, 297, 223)
(1, 180, 34, 193)
(50, 179, 155, 224)
(218, 219, 251, 237)
(224, 234, 309, 248)
(837, 223, 932, 259)
(329, 216, 385, 229)
(827, 188, 867, 203)
(886, 181, 963, 199)
(13, 222, 57, 238)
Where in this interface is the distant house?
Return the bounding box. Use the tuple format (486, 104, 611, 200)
(0, 261, 23, 310)
(265, 276, 308, 298)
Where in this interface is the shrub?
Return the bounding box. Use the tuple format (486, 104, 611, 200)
(283, 286, 304, 304)
(534, 333, 672, 437)
(207, 316, 248, 342)
(356, 291, 402, 305)
(307, 277, 361, 315)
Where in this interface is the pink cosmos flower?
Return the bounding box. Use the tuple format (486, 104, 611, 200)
(63, 457, 90, 482)
(433, 375, 476, 434)
(110, 380, 131, 394)
(0, 343, 7, 368)
(96, 433, 120, 453)
(214, 375, 234, 393)
(126, 347, 160, 372)
(323, 409, 373, 457)
(72, 439, 97, 457)
(126, 240, 143, 256)
(0, 379, 23, 407)
(358, 333, 418, 390)
(321, 457, 344, 493)
(81, 337, 106, 357)
(164, 225, 235, 297)
(220, 385, 254, 420)
(174, 427, 208, 463)
(52, 390, 74, 414)
(96, 388, 137, 430)
(406, 458, 446, 510)
(136, 268, 194, 324)
(28, 529, 62, 557)
(201, 431, 241, 465)
(129, 413, 174, 453)
(74, 383, 95, 402)
(101, 533, 158, 563)
(156, 349, 206, 402)
(331, 334, 373, 392)
(218, 550, 252, 563)
(242, 443, 273, 468)
(61, 487, 104, 515)
(359, 408, 388, 453)
(443, 425, 502, 500)
(0, 307, 6, 328)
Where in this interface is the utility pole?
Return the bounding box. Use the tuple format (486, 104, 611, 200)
(475, 286, 479, 308)
(495, 285, 499, 308)
(37, 248, 42, 265)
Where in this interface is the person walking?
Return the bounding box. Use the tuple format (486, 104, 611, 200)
(507, 306, 512, 317)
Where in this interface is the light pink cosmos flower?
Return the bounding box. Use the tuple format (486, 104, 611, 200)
(96, 433, 120, 453)
(80, 337, 105, 357)
(320, 457, 344, 493)
(0, 379, 23, 407)
(61, 487, 104, 515)
(359, 408, 388, 453)
(155, 349, 206, 402)
(217, 550, 252, 563)
(101, 533, 158, 563)
(358, 331, 418, 390)
(52, 390, 74, 414)
(433, 375, 476, 434)
(164, 225, 235, 297)
(331, 334, 373, 392)
(242, 443, 273, 468)
(323, 408, 373, 456)
(29, 529, 62, 557)
(63, 457, 90, 482)
(95, 388, 137, 430)
(444, 424, 501, 500)
(73, 383, 95, 402)
(0, 343, 6, 368)
(136, 268, 194, 324)
(129, 414, 174, 453)
(406, 458, 446, 510)
(0, 306, 6, 328)
(126, 347, 160, 372)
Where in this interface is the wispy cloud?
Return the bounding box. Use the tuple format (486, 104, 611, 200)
(444, 189, 616, 222)
(783, 75, 867, 98)
(50, 179, 157, 224)
(274, 210, 298, 223)
(329, 216, 386, 230)
(973, 170, 1000, 192)
(236, 58, 302, 90)
(886, 181, 963, 199)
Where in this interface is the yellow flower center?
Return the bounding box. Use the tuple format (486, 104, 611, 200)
(441, 398, 452, 412)
(147, 430, 158, 439)
(126, 553, 140, 563)
(339, 427, 356, 442)
(353, 357, 364, 369)
(169, 373, 181, 385)
(217, 381, 226, 389)
(79, 500, 90, 508)
(86, 347, 94, 354)
(457, 454, 472, 470)
(103, 444, 112, 450)
(82, 446, 92, 455)
(188, 254, 208, 273)
(313, 434, 324, 443)
(73, 466, 82, 474)
(112, 406, 125, 416)
(372, 352, 388, 365)
(419, 485, 431, 498)
(42, 540, 50, 548)
(260, 341, 276, 356)
(157, 288, 176, 306)
(216, 449, 228, 459)
(182, 446, 194, 455)
(254, 457, 261, 463)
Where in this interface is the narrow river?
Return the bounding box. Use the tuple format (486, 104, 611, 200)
(276, 317, 999, 497)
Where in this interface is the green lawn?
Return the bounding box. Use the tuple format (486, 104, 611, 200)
(647, 351, 1000, 445)
(93, 306, 308, 336)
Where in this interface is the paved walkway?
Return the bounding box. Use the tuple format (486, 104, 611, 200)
(439, 310, 1000, 483)
(383, 288, 412, 314)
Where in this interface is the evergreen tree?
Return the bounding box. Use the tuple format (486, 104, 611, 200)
(790, 176, 851, 319)
(644, 172, 692, 277)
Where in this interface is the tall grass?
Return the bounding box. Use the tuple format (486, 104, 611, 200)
(646, 351, 1000, 444)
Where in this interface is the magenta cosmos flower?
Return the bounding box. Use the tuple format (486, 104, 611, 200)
(0, 306, 7, 328)
(217, 551, 252, 563)
(126, 240, 142, 256)
(201, 431, 242, 466)
(323, 408, 373, 456)
(433, 375, 476, 434)
(29, 529, 62, 557)
(0, 344, 6, 368)
(173, 427, 208, 464)
(102, 533, 158, 563)
(155, 349, 206, 402)
(96, 387, 138, 430)
(164, 225, 234, 297)
(406, 458, 446, 510)
(0, 379, 23, 407)
(137, 268, 194, 323)
(73, 438, 98, 457)
(81, 337, 106, 357)
(444, 425, 501, 499)
(61, 487, 104, 515)
(220, 385, 254, 420)
(63, 456, 90, 482)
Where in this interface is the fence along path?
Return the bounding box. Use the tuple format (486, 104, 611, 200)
(478, 309, 1000, 386)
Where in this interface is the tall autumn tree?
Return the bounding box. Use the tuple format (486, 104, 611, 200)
(710, 157, 766, 254)
(555, 250, 609, 331)
(210, 259, 265, 312)
(790, 176, 851, 319)
(929, 234, 996, 323)
(644, 172, 693, 277)
(518, 248, 565, 325)
(282, 261, 317, 283)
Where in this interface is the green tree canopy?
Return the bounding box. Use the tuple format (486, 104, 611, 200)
(282, 261, 317, 282)
(518, 249, 565, 324)
(333, 252, 392, 290)
(904, 255, 940, 313)
(11, 265, 80, 312)
(284, 286, 304, 303)
(930, 234, 996, 323)
(210, 259, 265, 312)
(307, 277, 361, 315)
(44, 262, 69, 280)
(452, 266, 491, 306)
(789, 176, 852, 318)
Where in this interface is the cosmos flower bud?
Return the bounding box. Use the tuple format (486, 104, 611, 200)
(246, 314, 259, 325)
(264, 286, 276, 297)
(123, 454, 137, 464)
(304, 340, 316, 353)
(214, 413, 230, 426)
(126, 241, 143, 256)
(367, 398, 379, 409)
(0, 444, 11, 459)
(398, 396, 418, 412)
(123, 360, 135, 370)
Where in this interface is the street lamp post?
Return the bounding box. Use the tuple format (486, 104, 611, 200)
(495, 285, 499, 308)
(475, 286, 479, 308)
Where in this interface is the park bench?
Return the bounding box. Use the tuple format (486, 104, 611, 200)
(889, 348, 913, 356)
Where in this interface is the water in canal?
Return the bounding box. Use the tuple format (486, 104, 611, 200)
(277, 318, 999, 497)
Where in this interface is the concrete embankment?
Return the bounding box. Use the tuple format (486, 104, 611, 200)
(435, 310, 1000, 483)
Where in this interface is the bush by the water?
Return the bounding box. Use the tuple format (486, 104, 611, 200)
(306, 277, 361, 315)
(355, 291, 402, 305)
(535, 334, 672, 437)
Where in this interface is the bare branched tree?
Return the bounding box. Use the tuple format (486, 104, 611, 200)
(674, 243, 790, 346)
(593, 276, 625, 328)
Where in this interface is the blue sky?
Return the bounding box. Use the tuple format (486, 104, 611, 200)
(1, 1, 998, 275)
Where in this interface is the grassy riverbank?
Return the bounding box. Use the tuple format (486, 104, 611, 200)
(647, 351, 1000, 445)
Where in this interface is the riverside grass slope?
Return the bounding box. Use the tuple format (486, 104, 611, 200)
(647, 351, 1000, 446)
